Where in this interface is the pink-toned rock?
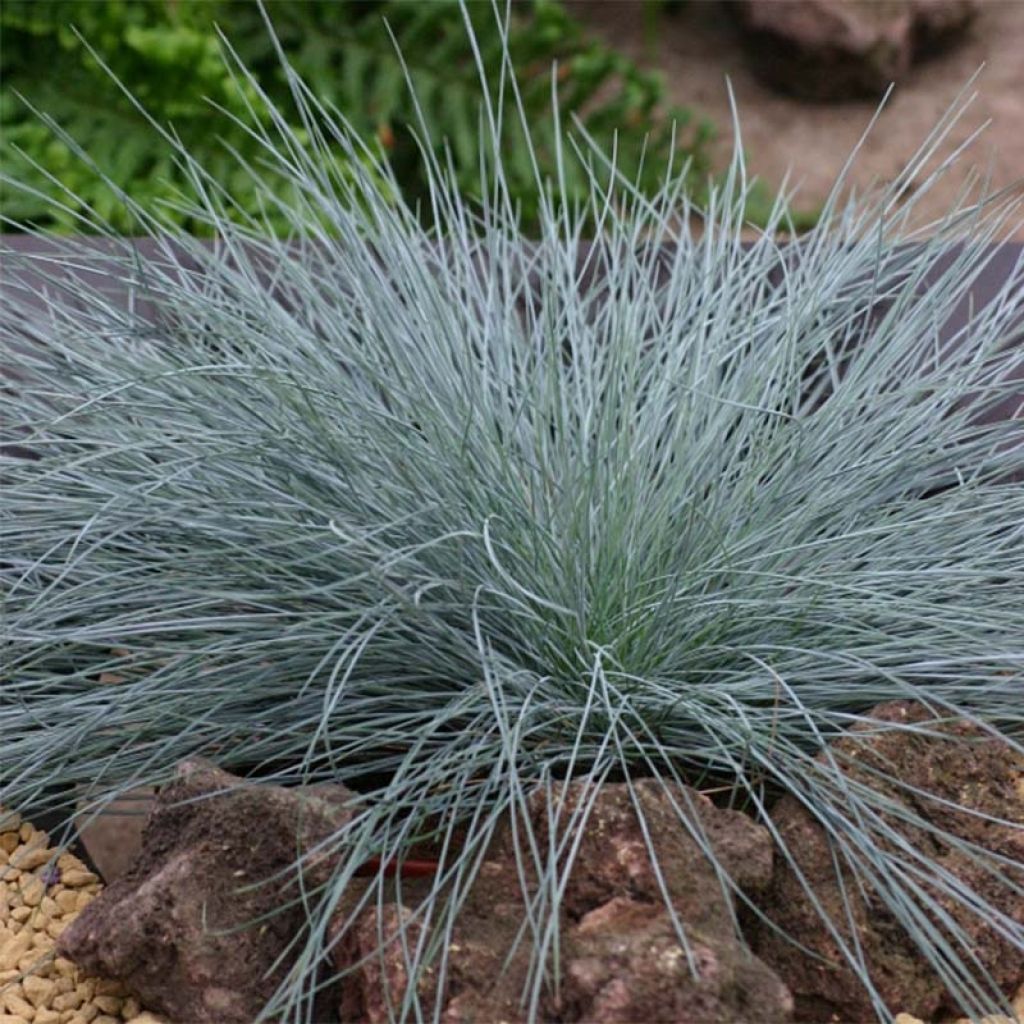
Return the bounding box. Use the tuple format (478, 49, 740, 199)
(521, 777, 775, 935)
(559, 896, 793, 1023)
(336, 780, 790, 1022)
(335, 903, 439, 1024)
(74, 786, 155, 883)
(734, 0, 978, 101)
(335, 858, 536, 1024)
(753, 701, 1024, 1022)
(57, 758, 356, 1024)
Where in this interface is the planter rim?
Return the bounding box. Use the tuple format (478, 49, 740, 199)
(4, 235, 1022, 430)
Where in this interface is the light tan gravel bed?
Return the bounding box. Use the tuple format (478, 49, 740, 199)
(1, 806, 166, 1024)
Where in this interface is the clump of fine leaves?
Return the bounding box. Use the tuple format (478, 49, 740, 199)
(2, 12, 1023, 1024)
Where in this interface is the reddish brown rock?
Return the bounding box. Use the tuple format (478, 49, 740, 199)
(334, 857, 539, 1024)
(438, 859, 540, 1024)
(57, 758, 356, 1024)
(333, 779, 790, 1022)
(559, 896, 793, 1023)
(752, 701, 1024, 1022)
(734, 0, 978, 101)
(335, 903, 439, 1024)
(521, 777, 775, 933)
(74, 786, 155, 882)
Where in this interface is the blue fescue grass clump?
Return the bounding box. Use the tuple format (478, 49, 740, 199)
(2, 9, 1024, 1022)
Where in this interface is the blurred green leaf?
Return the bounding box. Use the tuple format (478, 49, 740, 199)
(1, 0, 716, 235)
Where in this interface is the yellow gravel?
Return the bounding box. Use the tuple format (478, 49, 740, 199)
(0, 807, 167, 1024)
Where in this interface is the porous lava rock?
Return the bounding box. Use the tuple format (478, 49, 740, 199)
(439, 858, 543, 1024)
(333, 779, 792, 1023)
(559, 896, 793, 1024)
(752, 700, 1024, 1022)
(519, 778, 776, 931)
(57, 758, 356, 1023)
(733, 0, 978, 101)
(336, 902, 440, 1024)
(331, 849, 559, 1023)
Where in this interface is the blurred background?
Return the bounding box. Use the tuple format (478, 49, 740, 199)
(577, 0, 1024, 239)
(2, 0, 1021, 238)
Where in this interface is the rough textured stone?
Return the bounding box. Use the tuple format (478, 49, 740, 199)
(335, 903, 439, 1024)
(734, 0, 978, 101)
(438, 858, 545, 1024)
(333, 779, 789, 1021)
(560, 896, 793, 1023)
(752, 701, 1024, 1022)
(519, 778, 775, 931)
(74, 787, 155, 883)
(56, 758, 356, 1024)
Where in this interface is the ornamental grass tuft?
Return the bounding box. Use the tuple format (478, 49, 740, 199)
(2, 7, 1023, 1022)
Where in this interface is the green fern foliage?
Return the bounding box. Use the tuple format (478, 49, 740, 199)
(0, 0, 714, 234)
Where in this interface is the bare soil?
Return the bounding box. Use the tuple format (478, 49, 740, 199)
(571, 0, 1024, 239)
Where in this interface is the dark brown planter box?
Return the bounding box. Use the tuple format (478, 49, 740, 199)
(4, 234, 1022, 431)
